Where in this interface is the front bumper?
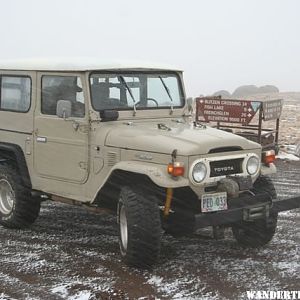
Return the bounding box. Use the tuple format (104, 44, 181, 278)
(194, 193, 300, 229)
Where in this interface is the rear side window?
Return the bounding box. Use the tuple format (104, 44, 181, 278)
(0, 76, 31, 112)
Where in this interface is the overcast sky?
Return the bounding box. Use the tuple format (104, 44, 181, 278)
(0, 0, 299, 96)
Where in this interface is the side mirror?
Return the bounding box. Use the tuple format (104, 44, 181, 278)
(56, 100, 72, 119)
(100, 110, 119, 122)
(186, 97, 194, 114)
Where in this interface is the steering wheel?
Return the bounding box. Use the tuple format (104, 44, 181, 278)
(136, 98, 159, 107)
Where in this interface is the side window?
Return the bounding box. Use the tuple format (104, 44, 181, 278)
(41, 75, 85, 117)
(0, 76, 31, 112)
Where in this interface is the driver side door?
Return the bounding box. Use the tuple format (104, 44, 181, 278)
(34, 72, 89, 184)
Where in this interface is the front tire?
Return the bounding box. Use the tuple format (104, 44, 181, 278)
(118, 186, 161, 268)
(0, 164, 40, 228)
(231, 176, 278, 247)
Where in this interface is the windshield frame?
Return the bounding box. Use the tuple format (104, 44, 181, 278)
(88, 70, 185, 112)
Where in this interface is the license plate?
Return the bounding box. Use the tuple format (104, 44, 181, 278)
(201, 192, 228, 213)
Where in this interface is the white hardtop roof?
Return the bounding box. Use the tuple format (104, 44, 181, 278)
(0, 57, 182, 72)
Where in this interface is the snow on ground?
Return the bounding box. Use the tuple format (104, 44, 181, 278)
(277, 150, 300, 161)
(1, 160, 298, 299)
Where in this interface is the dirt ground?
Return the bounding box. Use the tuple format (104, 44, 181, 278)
(0, 159, 299, 300)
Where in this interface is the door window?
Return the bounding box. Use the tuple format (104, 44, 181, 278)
(41, 76, 85, 117)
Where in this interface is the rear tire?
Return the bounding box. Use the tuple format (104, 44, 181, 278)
(231, 176, 277, 247)
(117, 186, 161, 268)
(0, 164, 40, 228)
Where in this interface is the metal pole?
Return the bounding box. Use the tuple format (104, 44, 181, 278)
(258, 104, 263, 144)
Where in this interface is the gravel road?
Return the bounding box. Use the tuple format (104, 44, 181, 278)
(0, 160, 299, 300)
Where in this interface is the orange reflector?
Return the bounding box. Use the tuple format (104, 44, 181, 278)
(167, 162, 185, 177)
(263, 150, 276, 165)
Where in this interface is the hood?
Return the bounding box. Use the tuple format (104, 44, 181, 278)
(104, 120, 260, 156)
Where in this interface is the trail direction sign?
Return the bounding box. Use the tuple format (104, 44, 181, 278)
(196, 98, 261, 125)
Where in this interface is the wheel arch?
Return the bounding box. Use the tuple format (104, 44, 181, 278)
(94, 168, 163, 210)
(93, 161, 190, 210)
(0, 142, 32, 188)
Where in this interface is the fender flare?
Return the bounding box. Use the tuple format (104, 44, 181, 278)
(110, 161, 189, 188)
(0, 142, 32, 188)
(95, 161, 189, 201)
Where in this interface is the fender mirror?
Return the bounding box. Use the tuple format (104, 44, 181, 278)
(186, 97, 194, 114)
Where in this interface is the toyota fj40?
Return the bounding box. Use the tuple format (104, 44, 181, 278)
(0, 59, 299, 268)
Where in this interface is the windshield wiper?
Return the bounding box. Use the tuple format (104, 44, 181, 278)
(159, 76, 174, 114)
(118, 76, 137, 115)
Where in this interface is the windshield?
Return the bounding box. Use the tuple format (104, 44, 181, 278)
(90, 72, 184, 111)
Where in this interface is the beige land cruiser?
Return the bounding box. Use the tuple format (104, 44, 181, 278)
(0, 58, 287, 268)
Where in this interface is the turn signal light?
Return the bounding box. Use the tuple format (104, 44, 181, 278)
(262, 150, 276, 165)
(167, 162, 185, 177)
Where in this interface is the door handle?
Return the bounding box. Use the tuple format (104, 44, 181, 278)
(36, 136, 47, 143)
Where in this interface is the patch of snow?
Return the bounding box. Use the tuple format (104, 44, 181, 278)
(51, 284, 69, 298)
(147, 275, 163, 286)
(277, 151, 300, 161)
(0, 293, 16, 300)
(68, 291, 91, 300)
(50, 276, 116, 299)
(0, 272, 20, 285)
(274, 261, 300, 277)
(147, 274, 219, 299)
(280, 144, 300, 157)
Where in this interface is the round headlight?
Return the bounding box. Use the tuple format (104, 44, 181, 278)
(192, 162, 207, 183)
(246, 156, 259, 175)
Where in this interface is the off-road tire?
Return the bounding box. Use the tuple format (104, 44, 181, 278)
(0, 164, 40, 228)
(232, 176, 278, 247)
(118, 186, 161, 268)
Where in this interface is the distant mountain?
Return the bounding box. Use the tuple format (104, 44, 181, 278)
(232, 85, 260, 97)
(231, 85, 279, 98)
(258, 85, 279, 94)
(209, 85, 281, 98)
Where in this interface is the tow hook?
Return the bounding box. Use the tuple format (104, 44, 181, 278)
(243, 204, 271, 221)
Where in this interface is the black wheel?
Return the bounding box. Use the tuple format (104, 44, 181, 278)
(231, 176, 278, 247)
(0, 164, 40, 228)
(117, 186, 161, 268)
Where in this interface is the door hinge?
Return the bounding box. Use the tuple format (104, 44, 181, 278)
(79, 162, 88, 170)
(25, 137, 31, 155)
(78, 124, 89, 134)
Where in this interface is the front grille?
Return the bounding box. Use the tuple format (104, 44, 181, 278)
(209, 158, 243, 177)
(209, 146, 242, 154)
